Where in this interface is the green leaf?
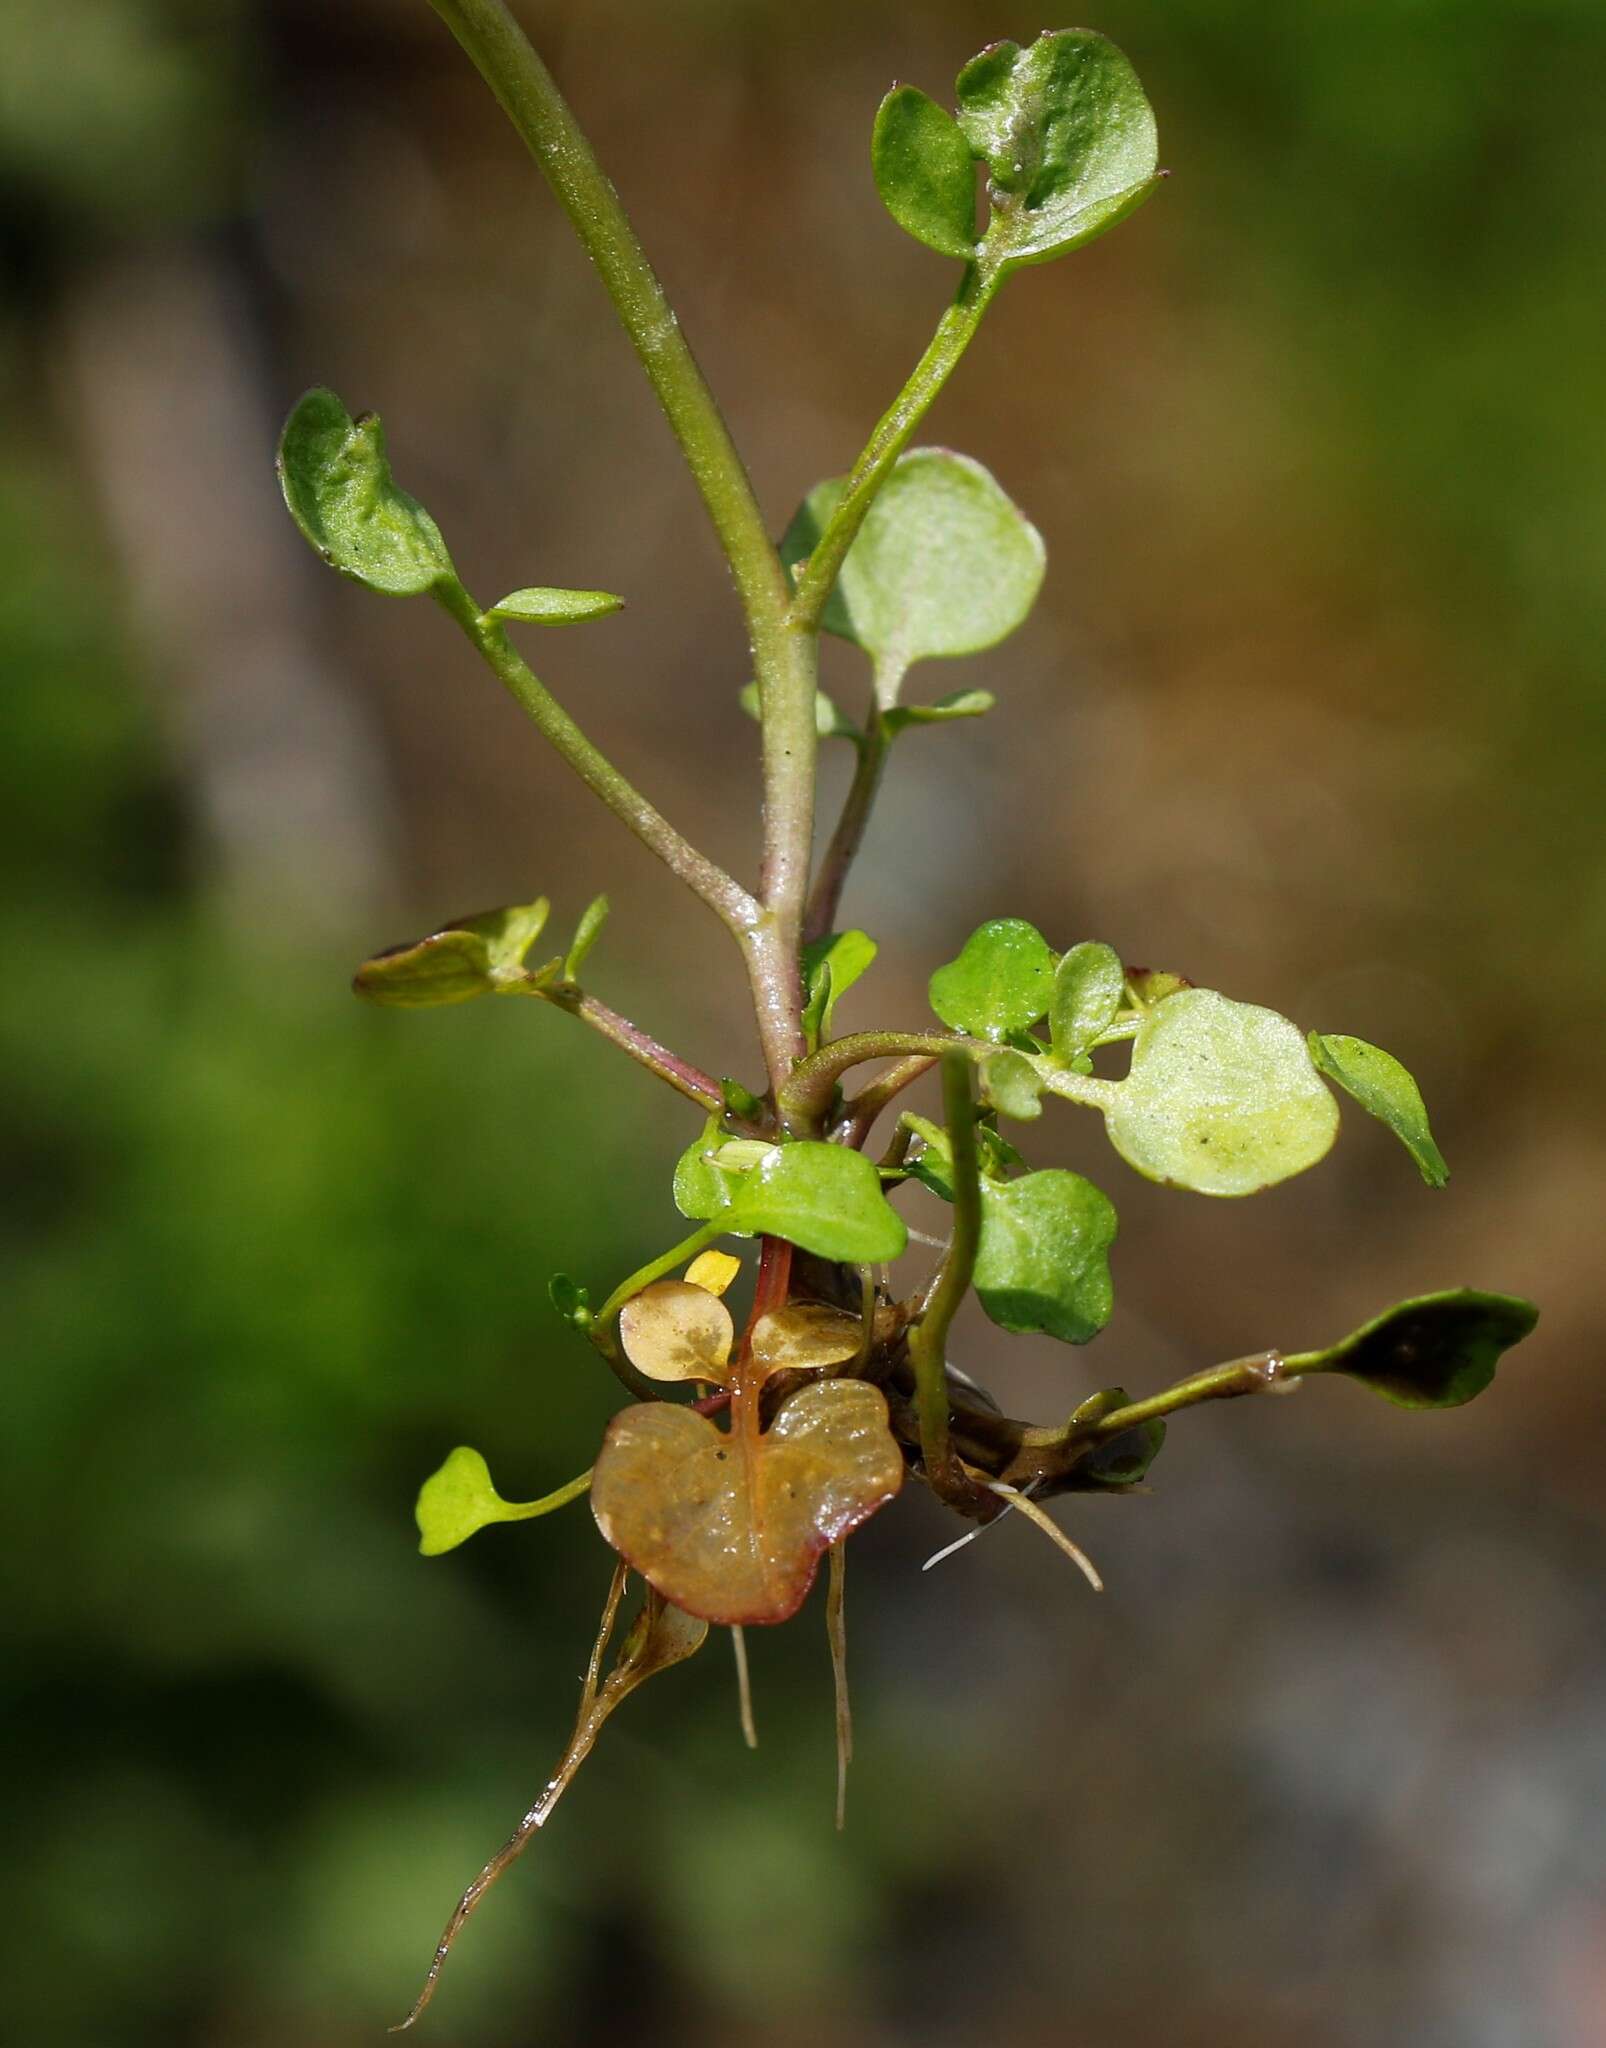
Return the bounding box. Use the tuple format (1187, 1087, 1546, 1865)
(973, 1169, 1117, 1344)
(277, 388, 456, 597)
(881, 688, 995, 735)
(673, 1112, 741, 1220)
(956, 30, 1160, 270)
(1289, 1289, 1538, 1410)
(738, 679, 860, 742)
(871, 84, 979, 261)
(781, 449, 1044, 670)
(488, 586, 624, 625)
(549, 1273, 593, 1330)
(1308, 1032, 1449, 1189)
(352, 899, 551, 1007)
(1105, 988, 1340, 1197)
(980, 1049, 1044, 1121)
(902, 1112, 955, 1200)
(1066, 1388, 1167, 1488)
(721, 1076, 767, 1123)
(1050, 941, 1125, 1066)
(415, 1446, 590, 1556)
(1125, 966, 1191, 1009)
(726, 1142, 907, 1264)
(802, 930, 879, 1046)
(564, 894, 609, 983)
(929, 918, 1057, 1041)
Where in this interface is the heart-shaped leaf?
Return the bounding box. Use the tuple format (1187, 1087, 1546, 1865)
(591, 1381, 904, 1624)
(929, 917, 1057, 1040)
(974, 1168, 1117, 1344)
(802, 929, 879, 1045)
(881, 687, 995, 735)
(727, 1142, 907, 1263)
(278, 388, 456, 597)
(781, 449, 1044, 671)
(488, 586, 624, 625)
(1287, 1289, 1538, 1409)
(619, 1281, 735, 1384)
(353, 899, 552, 1006)
(1050, 941, 1125, 1067)
(957, 30, 1160, 270)
(1105, 988, 1339, 1196)
(1308, 1032, 1449, 1188)
(872, 84, 979, 261)
(415, 1446, 591, 1556)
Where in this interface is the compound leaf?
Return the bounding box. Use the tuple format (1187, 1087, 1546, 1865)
(278, 388, 456, 597)
(1308, 1031, 1449, 1188)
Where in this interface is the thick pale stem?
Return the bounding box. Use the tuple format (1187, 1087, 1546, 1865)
(423, 0, 812, 1096)
(788, 262, 1003, 635)
(781, 1029, 983, 1129)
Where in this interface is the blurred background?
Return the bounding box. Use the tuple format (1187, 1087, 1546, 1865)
(4, 1, 1603, 2042)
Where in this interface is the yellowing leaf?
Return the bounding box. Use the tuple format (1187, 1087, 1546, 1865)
(618, 1281, 735, 1384)
(684, 1248, 742, 1296)
(748, 1303, 864, 1380)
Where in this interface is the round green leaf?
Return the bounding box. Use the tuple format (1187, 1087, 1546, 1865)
(1105, 988, 1340, 1196)
(488, 586, 624, 625)
(277, 388, 456, 597)
(957, 30, 1160, 269)
(1288, 1289, 1538, 1410)
(781, 449, 1045, 669)
(727, 1141, 908, 1264)
(1308, 1032, 1448, 1189)
(974, 1168, 1117, 1344)
(1050, 941, 1125, 1066)
(929, 917, 1057, 1041)
(415, 1446, 590, 1556)
(353, 898, 551, 1006)
(980, 1049, 1044, 1121)
(872, 84, 979, 261)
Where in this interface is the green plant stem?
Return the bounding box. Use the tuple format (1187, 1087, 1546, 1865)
(839, 1055, 940, 1147)
(435, 583, 756, 931)
(592, 1222, 724, 1333)
(423, 0, 815, 1094)
(788, 260, 1003, 634)
(551, 990, 728, 1116)
(1085, 1351, 1295, 1438)
(496, 1467, 595, 1522)
(781, 1029, 984, 1128)
(905, 1052, 980, 1501)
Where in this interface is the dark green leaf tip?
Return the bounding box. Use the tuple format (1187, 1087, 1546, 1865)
(277, 387, 456, 597)
(1291, 1289, 1538, 1410)
(872, 84, 979, 260)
